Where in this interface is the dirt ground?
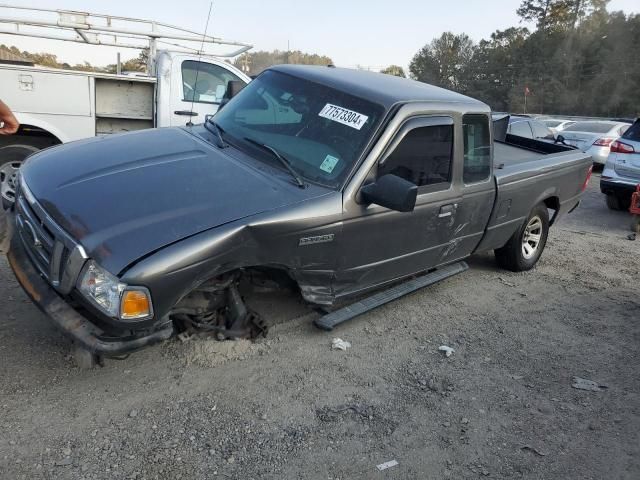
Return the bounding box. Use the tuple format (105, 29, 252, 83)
(0, 173, 638, 480)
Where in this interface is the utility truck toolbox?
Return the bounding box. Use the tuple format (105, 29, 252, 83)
(5, 65, 593, 365)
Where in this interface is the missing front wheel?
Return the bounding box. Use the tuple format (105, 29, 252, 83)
(171, 272, 268, 340)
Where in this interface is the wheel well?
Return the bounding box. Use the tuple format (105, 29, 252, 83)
(0, 124, 62, 150)
(543, 196, 560, 225)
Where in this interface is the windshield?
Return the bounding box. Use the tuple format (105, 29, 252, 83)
(544, 120, 562, 128)
(213, 70, 385, 188)
(563, 122, 617, 133)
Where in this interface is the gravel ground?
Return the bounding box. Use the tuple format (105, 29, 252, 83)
(0, 174, 638, 480)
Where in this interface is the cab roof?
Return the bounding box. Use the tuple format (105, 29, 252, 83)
(269, 64, 488, 110)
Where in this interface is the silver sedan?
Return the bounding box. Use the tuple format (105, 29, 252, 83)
(560, 121, 631, 165)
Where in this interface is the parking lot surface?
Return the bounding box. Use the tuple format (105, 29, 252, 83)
(1, 173, 638, 480)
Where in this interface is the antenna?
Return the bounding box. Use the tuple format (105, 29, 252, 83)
(188, 0, 214, 126)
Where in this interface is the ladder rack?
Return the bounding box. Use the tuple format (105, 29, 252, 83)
(0, 4, 252, 73)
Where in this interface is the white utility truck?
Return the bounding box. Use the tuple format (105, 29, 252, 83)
(0, 5, 252, 204)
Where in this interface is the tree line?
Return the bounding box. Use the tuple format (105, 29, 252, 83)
(407, 0, 639, 118)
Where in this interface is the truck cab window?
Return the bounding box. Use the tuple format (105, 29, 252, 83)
(378, 124, 453, 187)
(463, 114, 491, 183)
(181, 60, 243, 104)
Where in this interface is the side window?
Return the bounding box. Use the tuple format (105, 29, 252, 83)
(181, 60, 243, 104)
(531, 121, 554, 140)
(378, 124, 453, 187)
(463, 114, 491, 183)
(509, 120, 533, 138)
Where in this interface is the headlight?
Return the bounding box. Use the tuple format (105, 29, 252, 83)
(77, 260, 153, 320)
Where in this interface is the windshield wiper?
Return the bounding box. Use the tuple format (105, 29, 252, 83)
(204, 117, 227, 148)
(243, 137, 306, 188)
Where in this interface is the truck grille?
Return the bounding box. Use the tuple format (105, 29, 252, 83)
(15, 182, 82, 292)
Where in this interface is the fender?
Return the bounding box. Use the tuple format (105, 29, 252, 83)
(13, 112, 78, 144)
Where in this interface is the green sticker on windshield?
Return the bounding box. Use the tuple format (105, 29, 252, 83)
(319, 154, 339, 174)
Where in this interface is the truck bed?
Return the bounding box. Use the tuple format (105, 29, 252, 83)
(475, 135, 592, 254)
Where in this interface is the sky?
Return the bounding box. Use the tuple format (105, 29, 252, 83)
(1, 0, 638, 71)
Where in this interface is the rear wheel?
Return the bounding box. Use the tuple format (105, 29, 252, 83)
(606, 194, 623, 211)
(495, 203, 550, 272)
(0, 143, 40, 207)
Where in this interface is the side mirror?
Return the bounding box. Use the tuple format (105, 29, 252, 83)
(555, 134, 565, 144)
(360, 174, 418, 212)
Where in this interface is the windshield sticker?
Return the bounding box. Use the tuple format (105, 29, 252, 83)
(319, 154, 340, 174)
(318, 104, 369, 130)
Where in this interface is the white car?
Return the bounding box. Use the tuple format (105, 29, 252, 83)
(560, 121, 631, 165)
(601, 118, 640, 210)
(542, 118, 576, 134)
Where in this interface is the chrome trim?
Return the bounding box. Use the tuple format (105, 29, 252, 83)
(58, 244, 88, 294)
(16, 178, 86, 293)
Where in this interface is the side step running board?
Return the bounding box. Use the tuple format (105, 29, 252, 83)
(313, 261, 469, 331)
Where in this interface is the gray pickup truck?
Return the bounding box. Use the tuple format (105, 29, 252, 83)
(5, 65, 592, 365)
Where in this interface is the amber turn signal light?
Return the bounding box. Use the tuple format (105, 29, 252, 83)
(120, 289, 152, 320)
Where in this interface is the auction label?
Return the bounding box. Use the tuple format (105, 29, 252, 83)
(320, 154, 340, 173)
(318, 104, 368, 130)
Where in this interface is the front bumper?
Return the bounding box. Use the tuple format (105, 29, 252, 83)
(5, 212, 174, 355)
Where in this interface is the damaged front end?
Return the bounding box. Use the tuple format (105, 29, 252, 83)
(171, 271, 268, 341)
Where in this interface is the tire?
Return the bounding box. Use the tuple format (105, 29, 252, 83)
(495, 203, 550, 272)
(606, 194, 623, 211)
(0, 143, 40, 208)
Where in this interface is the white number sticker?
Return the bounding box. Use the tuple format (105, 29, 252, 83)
(318, 104, 369, 130)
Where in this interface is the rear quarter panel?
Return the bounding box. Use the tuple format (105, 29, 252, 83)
(475, 150, 591, 252)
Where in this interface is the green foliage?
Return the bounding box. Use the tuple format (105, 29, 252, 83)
(380, 65, 406, 77)
(410, 7, 639, 117)
(233, 50, 333, 76)
(409, 32, 475, 91)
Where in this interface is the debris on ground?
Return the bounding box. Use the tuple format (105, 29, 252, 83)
(627, 233, 636, 241)
(376, 460, 399, 471)
(521, 445, 548, 456)
(439, 345, 455, 357)
(316, 403, 374, 422)
(498, 276, 516, 287)
(572, 377, 608, 392)
(331, 338, 351, 351)
(168, 338, 261, 367)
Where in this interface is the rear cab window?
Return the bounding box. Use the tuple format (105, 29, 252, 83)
(463, 114, 491, 183)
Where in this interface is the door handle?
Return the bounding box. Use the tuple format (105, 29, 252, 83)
(174, 110, 198, 116)
(438, 204, 456, 218)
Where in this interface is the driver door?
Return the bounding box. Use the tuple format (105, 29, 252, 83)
(169, 56, 246, 126)
(335, 116, 461, 296)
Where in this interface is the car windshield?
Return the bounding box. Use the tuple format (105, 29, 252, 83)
(563, 122, 617, 134)
(213, 70, 385, 188)
(544, 120, 562, 128)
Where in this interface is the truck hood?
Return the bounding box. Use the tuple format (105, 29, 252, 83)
(21, 127, 329, 274)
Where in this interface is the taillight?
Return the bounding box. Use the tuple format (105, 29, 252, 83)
(582, 165, 593, 191)
(610, 140, 635, 154)
(593, 137, 614, 146)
